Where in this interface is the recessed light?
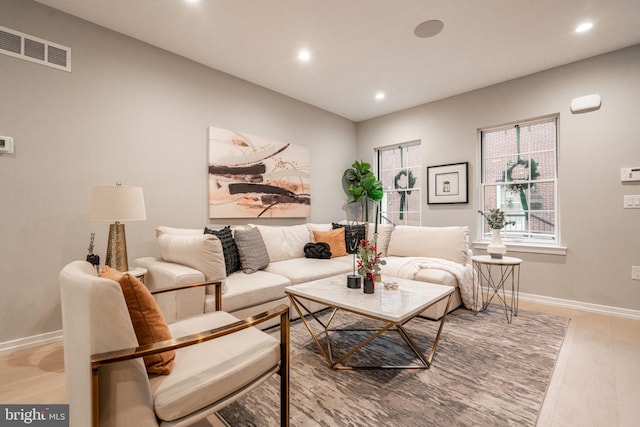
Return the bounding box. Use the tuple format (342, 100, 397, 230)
(414, 20, 444, 38)
(575, 22, 593, 33)
(185, 0, 199, 4)
(375, 92, 385, 100)
(298, 50, 311, 61)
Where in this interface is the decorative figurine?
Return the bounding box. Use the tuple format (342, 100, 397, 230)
(86, 232, 100, 273)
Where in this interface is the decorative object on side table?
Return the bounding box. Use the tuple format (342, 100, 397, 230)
(86, 232, 100, 274)
(357, 239, 386, 294)
(89, 183, 147, 271)
(478, 208, 515, 259)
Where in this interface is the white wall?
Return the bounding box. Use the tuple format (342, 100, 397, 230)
(357, 45, 640, 312)
(0, 0, 356, 344)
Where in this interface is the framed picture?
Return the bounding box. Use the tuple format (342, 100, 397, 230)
(208, 126, 311, 218)
(427, 162, 468, 204)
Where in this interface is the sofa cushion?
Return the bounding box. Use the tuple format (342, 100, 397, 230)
(99, 266, 175, 375)
(386, 225, 469, 265)
(332, 222, 366, 254)
(254, 224, 310, 262)
(156, 232, 226, 282)
(151, 311, 280, 421)
(205, 271, 291, 313)
(265, 257, 352, 285)
(368, 223, 394, 257)
(312, 228, 348, 258)
(204, 226, 241, 276)
(234, 226, 270, 274)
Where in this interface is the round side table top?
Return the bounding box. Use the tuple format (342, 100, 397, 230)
(126, 266, 148, 277)
(472, 255, 523, 265)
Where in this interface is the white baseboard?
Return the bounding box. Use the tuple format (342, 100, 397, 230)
(511, 291, 640, 320)
(0, 330, 63, 355)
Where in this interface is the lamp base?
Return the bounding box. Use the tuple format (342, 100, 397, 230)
(105, 222, 129, 272)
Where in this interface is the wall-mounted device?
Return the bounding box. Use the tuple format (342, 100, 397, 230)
(570, 94, 601, 113)
(0, 136, 14, 154)
(621, 167, 640, 182)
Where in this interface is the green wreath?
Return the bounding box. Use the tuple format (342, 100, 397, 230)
(394, 169, 416, 220)
(503, 158, 539, 219)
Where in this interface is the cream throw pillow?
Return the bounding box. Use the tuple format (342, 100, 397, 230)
(156, 232, 226, 282)
(386, 225, 469, 265)
(254, 224, 310, 262)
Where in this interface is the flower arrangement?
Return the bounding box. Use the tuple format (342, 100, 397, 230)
(478, 208, 516, 230)
(357, 239, 386, 276)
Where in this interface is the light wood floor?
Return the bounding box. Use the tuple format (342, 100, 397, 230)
(1, 301, 638, 426)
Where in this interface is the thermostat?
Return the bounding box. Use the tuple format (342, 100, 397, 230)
(621, 167, 640, 182)
(0, 136, 14, 154)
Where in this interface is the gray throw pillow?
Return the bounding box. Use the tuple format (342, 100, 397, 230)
(234, 227, 270, 274)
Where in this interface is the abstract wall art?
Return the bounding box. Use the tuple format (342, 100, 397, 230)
(208, 127, 311, 218)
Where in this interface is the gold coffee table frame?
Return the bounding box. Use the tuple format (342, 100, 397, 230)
(286, 287, 453, 370)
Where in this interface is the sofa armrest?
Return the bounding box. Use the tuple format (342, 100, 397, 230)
(134, 257, 211, 323)
(134, 257, 205, 292)
(150, 278, 223, 312)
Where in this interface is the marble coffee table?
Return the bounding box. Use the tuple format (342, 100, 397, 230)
(285, 275, 455, 370)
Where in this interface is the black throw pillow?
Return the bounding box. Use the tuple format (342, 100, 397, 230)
(332, 223, 366, 254)
(304, 242, 332, 259)
(204, 226, 241, 276)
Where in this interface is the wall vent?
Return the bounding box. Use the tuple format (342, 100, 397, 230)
(0, 26, 71, 72)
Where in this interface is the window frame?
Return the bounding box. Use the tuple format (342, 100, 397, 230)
(476, 115, 566, 255)
(376, 140, 422, 226)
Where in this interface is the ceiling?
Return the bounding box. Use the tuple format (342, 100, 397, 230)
(36, 0, 640, 122)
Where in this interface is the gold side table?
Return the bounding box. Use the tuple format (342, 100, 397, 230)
(126, 266, 147, 283)
(472, 255, 522, 323)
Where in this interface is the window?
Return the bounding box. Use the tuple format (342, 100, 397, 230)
(377, 142, 422, 226)
(480, 117, 558, 244)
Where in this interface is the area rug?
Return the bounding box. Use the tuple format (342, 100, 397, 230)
(219, 305, 570, 426)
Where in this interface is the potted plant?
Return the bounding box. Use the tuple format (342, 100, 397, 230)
(478, 208, 515, 259)
(343, 161, 384, 224)
(343, 161, 384, 286)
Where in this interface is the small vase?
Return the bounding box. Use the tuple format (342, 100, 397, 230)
(487, 228, 507, 259)
(363, 274, 375, 294)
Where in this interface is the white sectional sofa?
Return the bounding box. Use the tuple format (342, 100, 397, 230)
(134, 223, 477, 326)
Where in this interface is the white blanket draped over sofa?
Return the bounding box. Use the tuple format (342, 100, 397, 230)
(382, 256, 479, 311)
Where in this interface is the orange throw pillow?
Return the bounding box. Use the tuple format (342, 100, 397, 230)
(99, 266, 175, 375)
(312, 228, 348, 258)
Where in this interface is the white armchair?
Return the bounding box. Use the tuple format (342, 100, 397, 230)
(59, 260, 289, 426)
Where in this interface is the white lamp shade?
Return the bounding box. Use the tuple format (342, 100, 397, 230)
(89, 185, 146, 222)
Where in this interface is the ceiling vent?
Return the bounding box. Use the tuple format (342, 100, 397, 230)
(0, 25, 71, 72)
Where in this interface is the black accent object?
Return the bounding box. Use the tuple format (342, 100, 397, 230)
(204, 226, 241, 276)
(363, 275, 375, 294)
(332, 223, 366, 254)
(304, 242, 332, 259)
(86, 232, 100, 273)
(347, 274, 361, 289)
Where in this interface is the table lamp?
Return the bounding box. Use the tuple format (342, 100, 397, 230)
(89, 183, 146, 272)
